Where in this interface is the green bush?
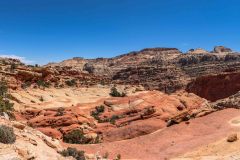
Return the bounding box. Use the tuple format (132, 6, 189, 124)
(65, 79, 76, 87)
(21, 81, 31, 89)
(110, 87, 126, 97)
(10, 63, 16, 72)
(36, 80, 50, 88)
(60, 147, 85, 160)
(0, 125, 16, 144)
(0, 81, 14, 113)
(109, 115, 120, 125)
(0, 98, 14, 113)
(90, 105, 105, 122)
(63, 129, 88, 144)
(95, 105, 105, 113)
(0, 81, 8, 97)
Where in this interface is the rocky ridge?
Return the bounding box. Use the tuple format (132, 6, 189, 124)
(47, 46, 240, 100)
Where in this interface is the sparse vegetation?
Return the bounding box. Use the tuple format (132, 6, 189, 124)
(65, 79, 77, 87)
(0, 125, 16, 144)
(0, 97, 14, 113)
(39, 96, 44, 102)
(31, 100, 36, 103)
(56, 107, 64, 116)
(21, 81, 31, 89)
(0, 80, 14, 113)
(90, 105, 105, 122)
(10, 63, 16, 72)
(0, 80, 8, 97)
(109, 115, 120, 125)
(36, 80, 50, 88)
(110, 87, 126, 97)
(63, 129, 101, 144)
(60, 147, 85, 160)
(90, 105, 121, 125)
(63, 129, 88, 144)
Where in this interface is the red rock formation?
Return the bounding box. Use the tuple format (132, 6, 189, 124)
(187, 72, 240, 101)
(17, 91, 209, 143)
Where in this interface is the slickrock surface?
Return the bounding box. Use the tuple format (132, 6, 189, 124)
(16, 90, 209, 143)
(0, 118, 66, 160)
(68, 109, 240, 160)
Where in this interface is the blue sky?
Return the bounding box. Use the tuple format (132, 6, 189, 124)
(0, 0, 240, 64)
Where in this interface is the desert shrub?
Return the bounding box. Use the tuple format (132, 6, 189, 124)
(0, 98, 14, 113)
(0, 81, 8, 97)
(109, 115, 120, 125)
(109, 87, 126, 97)
(36, 80, 50, 88)
(55, 107, 64, 116)
(65, 79, 76, 87)
(0, 125, 16, 144)
(10, 63, 16, 72)
(95, 105, 105, 113)
(0, 81, 14, 113)
(90, 105, 105, 122)
(21, 81, 31, 89)
(60, 147, 85, 160)
(63, 129, 89, 144)
(39, 96, 44, 102)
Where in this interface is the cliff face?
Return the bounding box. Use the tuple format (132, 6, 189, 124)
(186, 72, 240, 101)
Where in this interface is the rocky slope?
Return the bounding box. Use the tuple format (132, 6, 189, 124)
(47, 46, 240, 100)
(0, 117, 66, 160)
(15, 90, 210, 143)
(0, 46, 239, 102)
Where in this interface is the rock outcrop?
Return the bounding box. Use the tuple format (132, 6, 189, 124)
(0, 46, 239, 101)
(212, 91, 240, 109)
(45, 46, 240, 99)
(186, 72, 240, 101)
(0, 118, 66, 160)
(214, 46, 232, 53)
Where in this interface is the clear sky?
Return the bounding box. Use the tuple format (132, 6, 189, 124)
(0, 0, 240, 64)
